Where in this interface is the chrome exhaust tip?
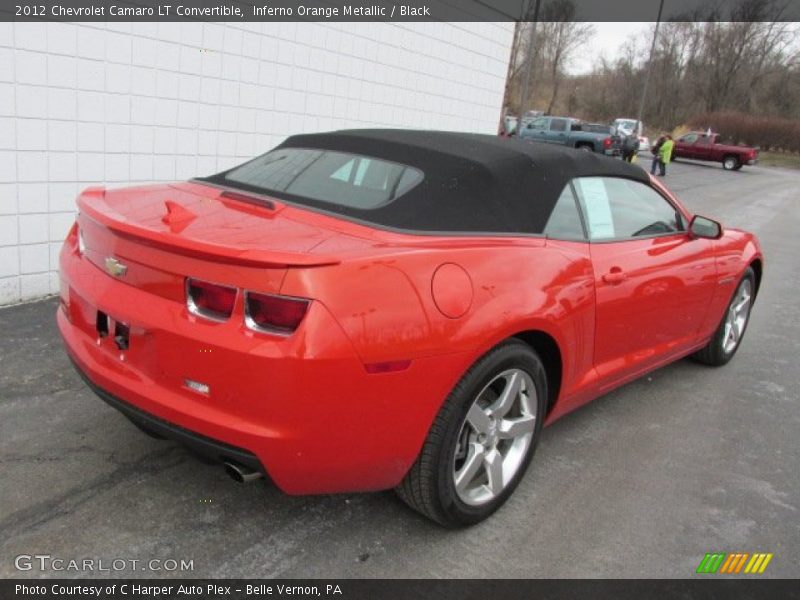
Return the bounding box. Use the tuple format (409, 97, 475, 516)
(224, 461, 264, 483)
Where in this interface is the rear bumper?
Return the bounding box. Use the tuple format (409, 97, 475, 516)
(69, 356, 263, 473)
(58, 240, 468, 494)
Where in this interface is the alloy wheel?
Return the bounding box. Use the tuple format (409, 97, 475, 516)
(722, 279, 752, 354)
(452, 369, 537, 506)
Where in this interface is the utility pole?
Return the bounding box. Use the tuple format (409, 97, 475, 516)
(635, 0, 665, 138)
(519, 0, 542, 118)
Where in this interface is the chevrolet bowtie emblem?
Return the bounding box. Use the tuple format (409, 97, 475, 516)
(104, 257, 128, 277)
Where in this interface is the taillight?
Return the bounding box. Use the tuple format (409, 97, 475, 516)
(244, 292, 309, 334)
(603, 137, 612, 148)
(186, 278, 237, 321)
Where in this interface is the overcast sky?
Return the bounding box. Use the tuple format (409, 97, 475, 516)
(569, 21, 800, 75)
(569, 22, 651, 75)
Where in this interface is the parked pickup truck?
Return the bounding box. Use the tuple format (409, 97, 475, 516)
(672, 132, 758, 170)
(518, 116, 621, 156)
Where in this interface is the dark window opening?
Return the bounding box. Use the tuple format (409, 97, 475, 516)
(220, 148, 424, 211)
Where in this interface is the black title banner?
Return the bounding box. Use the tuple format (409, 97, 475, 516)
(3, 579, 800, 600)
(4, 0, 800, 22)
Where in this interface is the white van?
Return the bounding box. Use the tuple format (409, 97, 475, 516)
(613, 118, 650, 151)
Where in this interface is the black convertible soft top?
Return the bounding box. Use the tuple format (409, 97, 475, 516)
(204, 129, 649, 235)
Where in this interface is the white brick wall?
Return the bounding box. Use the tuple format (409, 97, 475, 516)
(0, 21, 514, 305)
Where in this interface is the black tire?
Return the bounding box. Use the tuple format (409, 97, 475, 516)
(692, 267, 755, 366)
(395, 340, 547, 527)
(722, 155, 740, 170)
(576, 143, 593, 152)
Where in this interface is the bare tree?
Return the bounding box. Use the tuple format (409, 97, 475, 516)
(503, 0, 593, 116)
(537, 1, 594, 114)
(502, 0, 800, 131)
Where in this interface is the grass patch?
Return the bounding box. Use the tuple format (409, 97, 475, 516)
(758, 151, 800, 169)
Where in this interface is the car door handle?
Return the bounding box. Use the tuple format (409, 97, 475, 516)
(602, 268, 627, 284)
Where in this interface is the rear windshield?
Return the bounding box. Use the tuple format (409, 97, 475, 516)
(220, 148, 424, 210)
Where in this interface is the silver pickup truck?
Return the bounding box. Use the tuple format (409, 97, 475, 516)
(518, 116, 621, 156)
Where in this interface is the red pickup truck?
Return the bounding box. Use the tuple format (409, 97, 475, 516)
(672, 132, 758, 170)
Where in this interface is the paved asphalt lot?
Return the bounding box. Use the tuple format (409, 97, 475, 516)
(1, 157, 798, 579)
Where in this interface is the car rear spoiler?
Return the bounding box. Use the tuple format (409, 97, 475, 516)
(77, 187, 341, 269)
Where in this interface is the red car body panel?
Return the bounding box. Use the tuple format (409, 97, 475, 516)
(58, 170, 763, 495)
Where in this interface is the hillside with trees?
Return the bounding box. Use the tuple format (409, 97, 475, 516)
(504, 0, 799, 151)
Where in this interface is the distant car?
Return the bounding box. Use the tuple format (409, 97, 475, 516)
(585, 123, 643, 156)
(613, 118, 641, 135)
(611, 118, 650, 149)
(59, 130, 762, 526)
(613, 118, 649, 151)
(672, 132, 759, 170)
(519, 116, 621, 155)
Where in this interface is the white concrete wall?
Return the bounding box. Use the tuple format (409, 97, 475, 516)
(0, 21, 514, 305)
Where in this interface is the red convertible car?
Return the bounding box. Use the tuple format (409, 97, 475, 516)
(58, 130, 762, 526)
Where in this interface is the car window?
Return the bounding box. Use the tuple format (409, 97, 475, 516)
(223, 148, 423, 210)
(573, 177, 685, 241)
(544, 185, 585, 241)
(550, 119, 568, 132)
(529, 118, 548, 129)
(680, 133, 698, 143)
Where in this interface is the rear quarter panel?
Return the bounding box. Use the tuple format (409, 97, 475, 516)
(279, 239, 596, 425)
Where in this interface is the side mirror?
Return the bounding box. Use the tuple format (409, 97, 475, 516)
(689, 215, 722, 239)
